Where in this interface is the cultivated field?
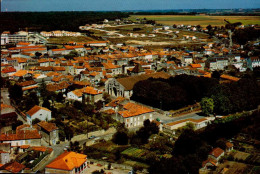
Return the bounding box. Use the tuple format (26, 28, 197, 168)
(129, 15, 260, 26)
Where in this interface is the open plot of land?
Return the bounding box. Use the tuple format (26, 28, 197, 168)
(128, 15, 260, 26)
(233, 151, 251, 160)
(216, 161, 252, 174)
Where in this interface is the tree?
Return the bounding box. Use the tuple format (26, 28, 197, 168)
(8, 84, 23, 101)
(201, 97, 214, 116)
(32, 118, 41, 125)
(35, 52, 42, 58)
(112, 123, 129, 145)
(56, 92, 64, 103)
(38, 80, 47, 98)
(42, 99, 51, 109)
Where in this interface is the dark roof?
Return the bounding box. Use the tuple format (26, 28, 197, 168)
(117, 71, 171, 91)
(131, 63, 144, 73)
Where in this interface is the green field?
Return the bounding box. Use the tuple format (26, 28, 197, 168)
(128, 15, 260, 26)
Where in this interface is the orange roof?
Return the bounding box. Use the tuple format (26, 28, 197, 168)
(1, 104, 14, 111)
(31, 146, 53, 153)
(220, 74, 240, 82)
(2, 67, 16, 74)
(0, 124, 41, 141)
(27, 105, 51, 117)
(102, 109, 116, 115)
(2, 66, 16, 73)
(226, 142, 233, 148)
(0, 161, 25, 173)
(17, 42, 30, 46)
(20, 145, 30, 149)
(37, 121, 58, 132)
(103, 63, 120, 69)
(119, 102, 154, 118)
(17, 80, 37, 87)
(46, 151, 87, 171)
(202, 158, 217, 168)
(11, 70, 30, 77)
(190, 64, 202, 68)
(22, 86, 38, 91)
(22, 48, 46, 52)
(52, 48, 66, 52)
(210, 147, 224, 158)
(83, 86, 102, 95)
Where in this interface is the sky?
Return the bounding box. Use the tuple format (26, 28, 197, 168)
(1, 0, 260, 12)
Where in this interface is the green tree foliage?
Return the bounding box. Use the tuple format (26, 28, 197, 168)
(0, 12, 129, 33)
(69, 141, 81, 153)
(56, 92, 64, 103)
(146, 136, 173, 154)
(42, 99, 51, 109)
(209, 78, 260, 115)
(233, 27, 260, 45)
(131, 75, 218, 110)
(200, 97, 214, 116)
(112, 123, 129, 145)
(131, 119, 159, 145)
(64, 50, 79, 60)
(32, 118, 41, 125)
(8, 84, 23, 101)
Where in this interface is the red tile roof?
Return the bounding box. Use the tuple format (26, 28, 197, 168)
(37, 121, 58, 132)
(27, 105, 51, 117)
(0, 161, 25, 173)
(210, 147, 224, 158)
(119, 102, 154, 118)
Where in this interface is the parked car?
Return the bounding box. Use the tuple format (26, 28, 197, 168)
(89, 135, 96, 139)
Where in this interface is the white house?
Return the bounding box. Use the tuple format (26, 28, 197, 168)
(26, 105, 52, 125)
(117, 102, 155, 128)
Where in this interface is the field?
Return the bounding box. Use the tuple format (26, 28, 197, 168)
(128, 15, 260, 27)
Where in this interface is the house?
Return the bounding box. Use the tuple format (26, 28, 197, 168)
(209, 147, 224, 162)
(201, 158, 217, 170)
(17, 80, 38, 92)
(117, 102, 155, 128)
(26, 105, 52, 125)
(82, 86, 103, 104)
(67, 86, 102, 103)
(163, 118, 211, 135)
(0, 161, 25, 173)
(37, 121, 59, 146)
(105, 72, 171, 98)
(206, 57, 229, 70)
(0, 150, 10, 164)
(0, 124, 41, 146)
(45, 151, 88, 174)
(0, 143, 11, 153)
(225, 142, 234, 152)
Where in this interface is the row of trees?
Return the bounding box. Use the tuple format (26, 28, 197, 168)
(131, 74, 260, 115)
(0, 11, 129, 33)
(112, 119, 159, 146)
(131, 75, 218, 110)
(149, 109, 260, 173)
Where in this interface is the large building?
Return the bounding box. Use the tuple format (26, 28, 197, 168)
(45, 151, 88, 174)
(105, 71, 171, 98)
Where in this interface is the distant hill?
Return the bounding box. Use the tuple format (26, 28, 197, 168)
(0, 11, 129, 33)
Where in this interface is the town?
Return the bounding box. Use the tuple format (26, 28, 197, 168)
(1, 11, 260, 174)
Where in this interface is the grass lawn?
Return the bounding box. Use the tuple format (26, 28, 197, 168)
(128, 15, 260, 27)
